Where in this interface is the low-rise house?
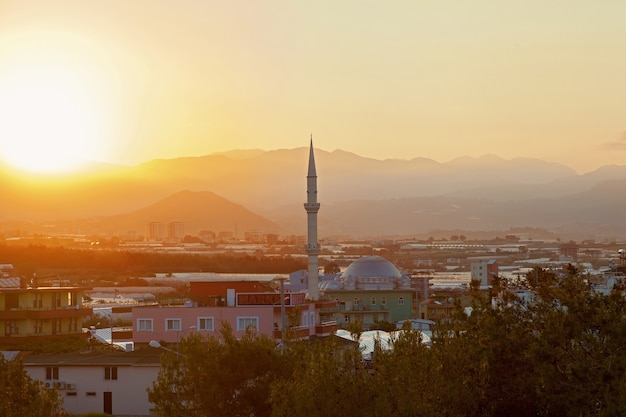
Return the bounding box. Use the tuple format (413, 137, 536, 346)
(418, 289, 474, 321)
(23, 348, 161, 416)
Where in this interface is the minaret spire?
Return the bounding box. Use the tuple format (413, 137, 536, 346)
(308, 135, 317, 177)
(305, 137, 320, 301)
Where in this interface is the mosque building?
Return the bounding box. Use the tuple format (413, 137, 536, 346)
(319, 256, 414, 329)
(297, 139, 414, 329)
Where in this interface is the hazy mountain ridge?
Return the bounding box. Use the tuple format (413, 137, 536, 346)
(2, 148, 626, 240)
(85, 190, 281, 237)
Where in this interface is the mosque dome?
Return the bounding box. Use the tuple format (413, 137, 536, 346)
(341, 256, 402, 280)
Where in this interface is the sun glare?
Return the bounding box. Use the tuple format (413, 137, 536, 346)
(0, 60, 104, 173)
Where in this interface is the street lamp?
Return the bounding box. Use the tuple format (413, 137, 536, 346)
(149, 340, 185, 357)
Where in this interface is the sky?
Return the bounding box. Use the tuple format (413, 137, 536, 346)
(1, 1, 626, 173)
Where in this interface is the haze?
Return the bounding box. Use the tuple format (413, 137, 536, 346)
(1, 1, 626, 173)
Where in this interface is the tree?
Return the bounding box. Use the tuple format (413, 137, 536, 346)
(150, 267, 626, 416)
(527, 272, 626, 416)
(148, 323, 284, 417)
(369, 320, 396, 332)
(0, 355, 65, 417)
(271, 337, 376, 417)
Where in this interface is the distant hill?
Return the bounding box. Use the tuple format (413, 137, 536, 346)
(3, 147, 626, 240)
(75, 190, 281, 237)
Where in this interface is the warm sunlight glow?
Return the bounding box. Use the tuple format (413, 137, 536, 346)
(0, 60, 104, 172)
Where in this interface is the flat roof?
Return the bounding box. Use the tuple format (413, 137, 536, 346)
(22, 348, 162, 366)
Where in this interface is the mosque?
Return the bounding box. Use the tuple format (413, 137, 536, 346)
(292, 139, 414, 329)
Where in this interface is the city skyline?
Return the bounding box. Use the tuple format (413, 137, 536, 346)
(1, 1, 626, 173)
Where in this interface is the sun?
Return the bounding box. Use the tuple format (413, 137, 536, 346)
(0, 59, 104, 173)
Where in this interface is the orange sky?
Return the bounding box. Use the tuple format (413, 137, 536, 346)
(1, 1, 626, 173)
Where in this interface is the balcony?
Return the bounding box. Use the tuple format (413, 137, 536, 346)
(0, 306, 93, 320)
(315, 299, 338, 309)
(335, 304, 388, 313)
(273, 325, 311, 340)
(315, 321, 337, 336)
(0, 331, 85, 346)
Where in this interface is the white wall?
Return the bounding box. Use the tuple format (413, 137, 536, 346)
(26, 363, 159, 416)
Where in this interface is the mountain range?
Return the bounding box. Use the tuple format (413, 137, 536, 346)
(3, 147, 626, 241)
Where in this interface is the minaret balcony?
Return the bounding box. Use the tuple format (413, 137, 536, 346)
(304, 203, 320, 212)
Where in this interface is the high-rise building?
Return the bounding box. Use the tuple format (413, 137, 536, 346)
(168, 222, 185, 241)
(148, 222, 165, 241)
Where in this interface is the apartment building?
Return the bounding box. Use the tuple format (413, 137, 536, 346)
(0, 275, 92, 345)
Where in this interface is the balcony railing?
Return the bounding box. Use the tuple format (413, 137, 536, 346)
(273, 325, 311, 340)
(315, 321, 337, 336)
(334, 304, 389, 312)
(0, 306, 93, 320)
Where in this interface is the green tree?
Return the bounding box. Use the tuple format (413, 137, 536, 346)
(271, 337, 375, 417)
(148, 323, 283, 417)
(369, 328, 441, 417)
(0, 355, 65, 417)
(528, 273, 626, 416)
(150, 266, 626, 417)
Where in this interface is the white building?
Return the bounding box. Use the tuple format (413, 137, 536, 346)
(23, 349, 161, 416)
(471, 259, 499, 286)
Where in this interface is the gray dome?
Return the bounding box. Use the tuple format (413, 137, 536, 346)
(341, 256, 401, 279)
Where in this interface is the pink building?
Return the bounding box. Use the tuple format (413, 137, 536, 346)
(132, 291, 337, 347)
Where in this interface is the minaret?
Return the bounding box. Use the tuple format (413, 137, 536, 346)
(304, 137, 320, 300)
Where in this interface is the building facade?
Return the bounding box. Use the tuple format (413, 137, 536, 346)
(319, 256, 414, 329)
(470, 259, 499, 286)
(168, 222, 185, 241)
(132, 287, 337, 346)
(24, 349, 161, 416)
(0, 276, 92, 345)
(148, 222, 165, 241)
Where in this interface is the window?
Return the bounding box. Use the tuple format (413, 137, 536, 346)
(310, 311, 315, 327)
(46, 366, 59, 380)
(353, 297, 360, 305)
(370, 297, 376, 305)
(237, 317, 258, 331)
(32, 293, 43, 308)
(344, 315, 351, 323)
(381, 297, 387, 306)
(68, 317, 78, 332)
(67, 291, 76, 307)
(398, 297, 405, 305)
(197, 317, 214, 331)
(302, 312, 308, 327)
(33, 320, 43, 334)
(54, 318, 62, 334)
(5, 320, 18, 335)
(137, 319, 153, 332)
(86, 392, 97, 397)
(104, 367, 118, 380)
(166, 318, 181, 331)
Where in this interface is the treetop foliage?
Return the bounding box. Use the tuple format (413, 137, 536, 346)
(0, 355, 66, 417)
(149, 267, 626, 417)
